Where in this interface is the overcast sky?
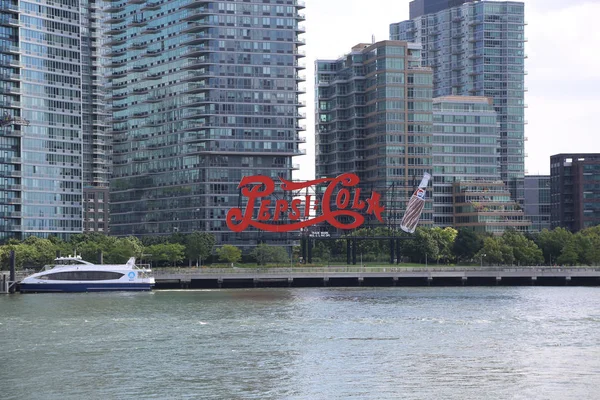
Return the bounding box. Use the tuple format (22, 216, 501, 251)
(294, 0, 600, 180)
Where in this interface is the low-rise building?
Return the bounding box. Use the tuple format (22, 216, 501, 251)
(453, 180, 530, 234)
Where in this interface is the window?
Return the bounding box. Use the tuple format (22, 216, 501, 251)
(39, 271, 125, 281)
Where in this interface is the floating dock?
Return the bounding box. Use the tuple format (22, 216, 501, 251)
(153, 266, 600, 289)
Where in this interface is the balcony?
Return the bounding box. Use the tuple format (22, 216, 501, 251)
(182, 46, 210, 58)
(0, 157, 21, 164)
(128, 19, 148, 28)
(143, 26, 161, 34)
(0, 86, 19, 95)
(181, 33, 213, 46)
(0, 73, 19, 81)
(105, 48, 126, 57)
(182, 59, 209, 70)
(103, 3, 126, 13)
(141, 1, 161, 11)
(0, 211, 21, 218)
(128, 0, 144, 4)
(0, 100, 20, 108)
(0, 45, 19, 54)
(109, 70, 127, 78)
(133, 87, 149, 95)
(105, 14, 126, 24)
(296, 13, 306, 21)
(183, 9, 208, 21)
(296, 0, 305, 9)
(182, 21, 208, 33)
(185, 96, 209, 106)
(107, 58, 126, 67)
(144, 72, 162, 80)
(142, 48, 161, 58)
(129, 41, 148, 50)
(105, 36, 126, 46)
(294, 49, 306, 58)
(129, 65, 148, 72)
(105, 25, 126, 35)
(181, 0, 209, 9)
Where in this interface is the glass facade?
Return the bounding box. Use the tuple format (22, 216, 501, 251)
(390, 1, 526, 202)
(82, 0, 110, 232)
(0, 0, 97, 241)
(315, 41, 434, 229)
(106, 0, 306, 247)
(523, 175, 550, 232)
(432, 96, 500, 226)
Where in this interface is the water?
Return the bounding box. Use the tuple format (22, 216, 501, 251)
(1, 287, 599, 400)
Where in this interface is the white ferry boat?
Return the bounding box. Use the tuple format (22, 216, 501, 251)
(20, 255, 155, 293)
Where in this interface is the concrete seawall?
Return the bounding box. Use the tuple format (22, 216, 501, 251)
(153, 266, 600, 289)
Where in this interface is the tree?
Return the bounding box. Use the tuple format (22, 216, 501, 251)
(185, 232, 215, 266)
(502, 229, 543, 266)
(430, 227, 457, 263)
(145, 243, 185, 267)
(402, 228, 439, 264)
(250, 244, 289, 265)
(536, 228, 573, 264)
(453, 228, 484, 262)
(22, 236, 57, 267)
(556, 238, 579, 266)
(475, 236, 514, 265)
(216, 245, 242, 264)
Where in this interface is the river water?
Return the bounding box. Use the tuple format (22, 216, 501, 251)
(1, 287, 599, 399)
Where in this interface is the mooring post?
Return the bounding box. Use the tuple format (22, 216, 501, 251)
(9, 250, 16, 293)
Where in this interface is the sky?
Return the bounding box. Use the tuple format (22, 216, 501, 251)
(293, 0, 600, 181)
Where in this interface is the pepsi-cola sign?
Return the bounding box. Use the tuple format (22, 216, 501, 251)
(226, 173, 385, 233)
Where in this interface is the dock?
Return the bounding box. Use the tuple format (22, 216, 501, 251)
(153, 266, 600, 289)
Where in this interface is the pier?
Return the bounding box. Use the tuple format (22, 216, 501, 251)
(153, 266, 600, 289)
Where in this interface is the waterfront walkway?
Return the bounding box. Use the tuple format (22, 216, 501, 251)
(153, 266, 600, 288)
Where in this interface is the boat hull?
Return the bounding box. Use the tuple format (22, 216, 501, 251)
(20, 282, 153, 293)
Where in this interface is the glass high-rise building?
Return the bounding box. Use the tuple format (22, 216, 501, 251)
(432, 95, 500, 226)
(390, 1, 526, 202)
(316, 41, 434, 229)
(523, 175, 550, 232)
(0, 0, 107, 241)
(106, 0, 306, 246)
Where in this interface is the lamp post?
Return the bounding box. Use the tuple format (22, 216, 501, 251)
(480, 253, 486, 267)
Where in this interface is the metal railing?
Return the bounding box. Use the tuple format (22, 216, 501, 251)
(153, 266, 600, 276)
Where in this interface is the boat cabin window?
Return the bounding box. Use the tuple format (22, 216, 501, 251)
(38, 271, 125, 281)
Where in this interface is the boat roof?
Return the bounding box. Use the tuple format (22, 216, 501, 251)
(55, 256, 94, 265)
